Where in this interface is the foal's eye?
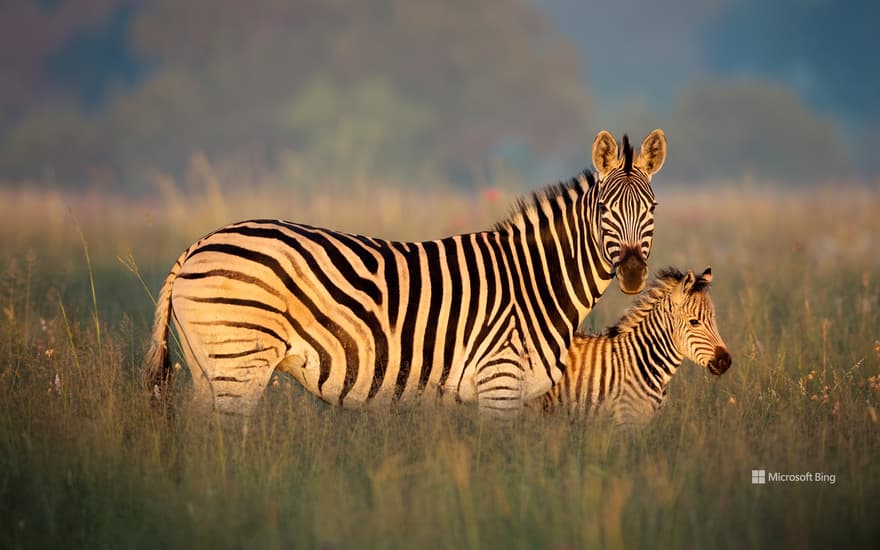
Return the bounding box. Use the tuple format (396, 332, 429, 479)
(689, 319, 700, 326)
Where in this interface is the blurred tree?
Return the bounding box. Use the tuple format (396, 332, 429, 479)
(0, 0, 126, 128)
(280, 77, 434, 181)
(0, 0, 590, 189)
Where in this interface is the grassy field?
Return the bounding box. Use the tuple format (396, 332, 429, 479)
(1, 177, 879, 548)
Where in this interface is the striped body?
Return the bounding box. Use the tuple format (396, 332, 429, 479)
(538, 267, 732, 426)
(145, 130, 668, 418)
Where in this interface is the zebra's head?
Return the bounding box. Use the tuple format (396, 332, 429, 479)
(592, 129, 667, 295)
(670, 267, 732, 376)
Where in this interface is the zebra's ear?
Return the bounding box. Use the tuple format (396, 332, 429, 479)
(592, 130, 618, 179)
(635, 129, 667, 176)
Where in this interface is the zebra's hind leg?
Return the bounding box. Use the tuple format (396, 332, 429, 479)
(175, 320, 284, 419)
(209, 353, 281, 419)
(174, 317, 216, 417)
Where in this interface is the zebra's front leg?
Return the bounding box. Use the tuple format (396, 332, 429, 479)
(475, 354, 552, 420)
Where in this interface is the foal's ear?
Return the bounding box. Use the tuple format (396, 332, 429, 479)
(699, 266, 713, 284)
(673, 269, 697, 304)
(635, 129, 667, 176)
(592, 130, 618, 179)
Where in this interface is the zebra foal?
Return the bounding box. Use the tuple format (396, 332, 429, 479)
(537, 267, 732, 426)
(145, 130, 668, 419)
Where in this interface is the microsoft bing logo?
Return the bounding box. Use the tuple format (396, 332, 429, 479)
(752, 469, 766, 484)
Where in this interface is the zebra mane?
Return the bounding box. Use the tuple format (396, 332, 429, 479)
(621, 134, 634, 173)
(493, 170, 596, 233)
(604, 267, 711, 337)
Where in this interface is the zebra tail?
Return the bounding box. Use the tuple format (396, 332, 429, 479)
(144, 251, 186, 399)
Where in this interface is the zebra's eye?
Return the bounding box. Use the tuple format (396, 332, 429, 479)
(689, 319, 700, 326)
(650, 201, 658, 213)
(597, 201, 608, 213)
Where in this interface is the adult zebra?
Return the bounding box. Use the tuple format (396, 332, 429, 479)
(145, 130, 667, 418)
(536, 267, 732, 426)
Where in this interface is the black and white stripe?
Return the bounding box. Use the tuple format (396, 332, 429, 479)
(144, 130, 668, 418)
(537, 267, 732, 426)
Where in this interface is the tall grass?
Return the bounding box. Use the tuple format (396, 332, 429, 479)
(1, 177, 879, 548)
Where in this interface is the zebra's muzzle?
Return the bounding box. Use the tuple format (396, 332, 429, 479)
(708, 346, 732, 375)
(615, 249, 648, 295)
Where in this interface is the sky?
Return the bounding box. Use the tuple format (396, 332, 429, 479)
(536, 0, 879, 125)
(2, 0, 878, 179)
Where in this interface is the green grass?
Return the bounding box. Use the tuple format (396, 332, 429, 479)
(1, 181, 879, 548)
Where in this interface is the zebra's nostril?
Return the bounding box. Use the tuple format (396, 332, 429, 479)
(616, 251, 649, 294)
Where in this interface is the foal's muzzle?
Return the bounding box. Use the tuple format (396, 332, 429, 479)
(708, 346, 732, 375)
